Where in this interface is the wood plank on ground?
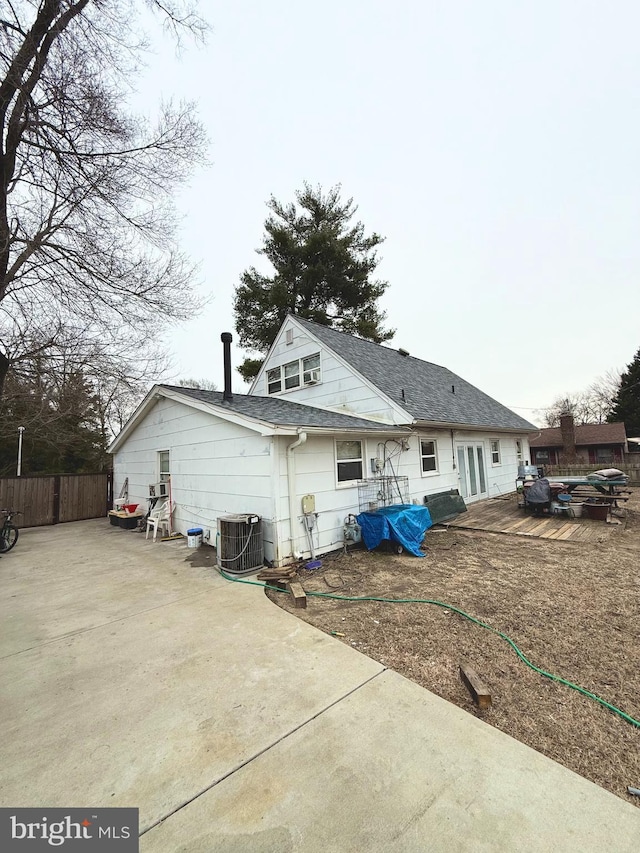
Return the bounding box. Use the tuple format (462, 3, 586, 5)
(556, 524, 582, 541)
(564, 523, 600, 542)
(525, 517, 556, 536)
(526, 518, 556, 537)
(479, 503, 514, 521)
(568, 524, 598, 542)
(257, 569, 296, 580)
(459, 663, 492, 709)
(581, 527, 607, 542)
(448, 494, 620, 542)
(501, 515, 537, 534)
(543, 521, 574, 540)
(484, 501, 517, 516)
(287, 581, 307, 609)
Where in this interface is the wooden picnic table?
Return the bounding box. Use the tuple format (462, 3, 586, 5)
(546, 476, 629, 496)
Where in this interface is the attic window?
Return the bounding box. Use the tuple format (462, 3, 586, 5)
(284, 360, 300, 390)
(302, 353, 321, 384)
(285, 329, 294, 345)
(267, 368, 281, 394)
(267, 353, 321, 394)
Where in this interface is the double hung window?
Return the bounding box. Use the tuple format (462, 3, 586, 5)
(336, 440, 363, 484)
(420, 440, 438, 473)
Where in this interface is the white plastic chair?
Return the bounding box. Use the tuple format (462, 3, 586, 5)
(145, 501, 173, 542)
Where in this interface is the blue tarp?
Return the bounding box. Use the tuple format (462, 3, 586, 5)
(356, 504, 433, 557)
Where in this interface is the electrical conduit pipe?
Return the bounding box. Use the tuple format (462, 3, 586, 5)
(286, 430, 307, 560)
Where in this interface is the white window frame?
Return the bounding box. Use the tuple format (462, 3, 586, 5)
(490, 439, 501, 466)
(335, 439, 364, 487)
(267, 367, 281, 394)
(516, 439, 523, 462)
(158, 450, 170, 482)
(266, 353, 322, 394)
(283, 359, 300, 389)
(420, 439, 439, 476)
(302, 353, 321, 384)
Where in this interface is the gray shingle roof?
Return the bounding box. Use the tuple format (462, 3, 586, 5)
(160, 385, 404, 432)
(293, 317, 536, 431)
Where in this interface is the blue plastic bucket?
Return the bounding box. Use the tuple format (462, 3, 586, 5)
(187, 527, 203, 548)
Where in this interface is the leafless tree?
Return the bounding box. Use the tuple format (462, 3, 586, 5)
(0, 0, 209, 401)
(538, 369, 621, 427)
(177, 377, 217, 391)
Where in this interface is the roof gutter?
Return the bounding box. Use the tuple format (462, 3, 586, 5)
(411, 420, 536, 434)
(286, 430, 307, 561)
(271, 424, 411, 436)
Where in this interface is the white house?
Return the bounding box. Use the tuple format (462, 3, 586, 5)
(109, 317, 536, 566)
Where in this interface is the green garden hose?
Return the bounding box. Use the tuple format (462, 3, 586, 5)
(219, 569, 640, 730)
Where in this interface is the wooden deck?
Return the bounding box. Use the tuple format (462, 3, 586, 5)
(447, 495, 619, 542)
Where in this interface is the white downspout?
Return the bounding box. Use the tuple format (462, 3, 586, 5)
(287, 430, 307, 560)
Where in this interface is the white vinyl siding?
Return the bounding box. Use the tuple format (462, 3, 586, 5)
(254, 322, 408, 423)
(112, 397, 277, 561)
(115, 399, 535, 567)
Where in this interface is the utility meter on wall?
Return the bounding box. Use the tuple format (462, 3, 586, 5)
(301, 494, 316, 514)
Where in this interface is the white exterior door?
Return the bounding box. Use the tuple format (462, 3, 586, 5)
(456, 443, 488, 502)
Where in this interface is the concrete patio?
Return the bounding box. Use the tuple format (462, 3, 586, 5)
(1, 519, 639, 851)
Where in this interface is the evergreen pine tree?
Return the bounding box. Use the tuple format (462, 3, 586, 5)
(233, 183, 394, 381)
(608, 347, 640, 436)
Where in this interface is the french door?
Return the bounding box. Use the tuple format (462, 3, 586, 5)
(456, 443, 488, 501)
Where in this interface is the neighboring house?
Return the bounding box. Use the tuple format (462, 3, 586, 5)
(109, 316, 536, 566)
(528, 417, 628, 466)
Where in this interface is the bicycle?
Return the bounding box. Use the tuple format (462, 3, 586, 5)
(0, 509, 20, 553)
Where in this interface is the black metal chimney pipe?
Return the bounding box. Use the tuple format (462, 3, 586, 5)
(221, 332, 233, 401)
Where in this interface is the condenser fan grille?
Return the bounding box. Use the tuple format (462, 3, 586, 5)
(217, 514, 264, 575)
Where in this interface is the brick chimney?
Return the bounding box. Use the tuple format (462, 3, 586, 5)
(559, 414, 577, 463)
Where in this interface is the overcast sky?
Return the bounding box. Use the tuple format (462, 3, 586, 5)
(138, 1, 639, 424)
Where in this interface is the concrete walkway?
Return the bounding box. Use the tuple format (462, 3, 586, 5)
(1, 520, 638, 851)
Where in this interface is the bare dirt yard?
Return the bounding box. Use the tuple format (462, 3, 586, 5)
(266, 489, 640, 807)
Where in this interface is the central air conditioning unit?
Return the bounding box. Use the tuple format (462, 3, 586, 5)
(217, 514, 264, 576)
(304, 369, 321, 385)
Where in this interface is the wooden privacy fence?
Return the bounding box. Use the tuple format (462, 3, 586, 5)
(544, 463, 640, 486)
(0, 472, 113, 528)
